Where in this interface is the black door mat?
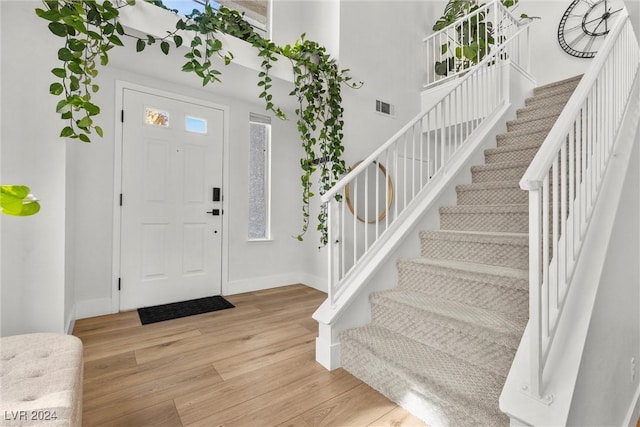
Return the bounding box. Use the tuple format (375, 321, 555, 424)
(137, 295, 235, 325)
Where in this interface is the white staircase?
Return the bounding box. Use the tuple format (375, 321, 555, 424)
(314, 4, 640, 426)
(339, 77, 580, 426)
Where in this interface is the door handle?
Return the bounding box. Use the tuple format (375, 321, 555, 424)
(206, 209, 222, 216)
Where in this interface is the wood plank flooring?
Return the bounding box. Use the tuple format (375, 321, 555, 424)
(73, 284, 427, 426)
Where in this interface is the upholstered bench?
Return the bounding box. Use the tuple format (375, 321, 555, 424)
(0, 333, 83, 426)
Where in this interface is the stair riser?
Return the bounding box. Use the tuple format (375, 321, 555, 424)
(496, 131, 548, 148)
(440, 211, 528, 233)
(507, 115, 559, 132)
(533, 79, 581, 96)
(456, 187, 527, 205)
(485, 146, 539, 164)
(472, 165, 528, 183)
(525, 91, 573, 109)
(420, 236, 529, 270)
(371, 302, 521, 376)
(516, 104, 565, 122)
(397, 264, 528, 314)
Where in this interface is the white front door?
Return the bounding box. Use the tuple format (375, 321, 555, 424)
(120, 89, 224, 310)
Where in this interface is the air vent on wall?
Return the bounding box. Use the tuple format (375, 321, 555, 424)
(376, 100, 394, 116)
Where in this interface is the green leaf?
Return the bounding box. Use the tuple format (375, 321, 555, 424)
(173, 35, 183, 47)
(136, 39, 146, 52)
(0, 185, 40, 216)
(35, 8, 61, 21)
(60, 126, 74, 137)
(77, 116, 93, 129)
(48, 21, 68, 37)
(57, 47, 75, 61)
(95, 126, 104, 137)
(83, 102, 100, 116)
(68, 38, 85, 52)
(56, 99, 71, 114)
(78, 133, 91, 143)
(161, 41, 170, 55)
(49, 82, 64, 95)
(108, 34, 124, 46)
(51, 68, 67, 78)
(67, 61, 83, 75)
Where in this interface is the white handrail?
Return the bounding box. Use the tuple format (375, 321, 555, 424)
(423, 0, 525, 88)
(323, 25, 528, 204)
(323, 24, 531, 306)
(519, 10, 640, 398)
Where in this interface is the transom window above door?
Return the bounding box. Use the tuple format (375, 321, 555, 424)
(157, 0, 269, 36)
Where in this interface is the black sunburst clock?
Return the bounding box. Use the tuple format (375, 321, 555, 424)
(558, 0, 624, 58)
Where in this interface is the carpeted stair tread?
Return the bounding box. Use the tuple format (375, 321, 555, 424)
(516, 101, 566, 121)
(396, 258, 528, 318)
(337, 75, 581, 426)
(340, 325, 510, 426)
(484, 140, 542, 164)
(439, 204, 528, 233)
(401, 257, 528, 282)
(471, 160, 531, 183)
(371, 290, 526, 346)
(420, 230, 529, 269)
(524, 88, 574, 109)
(456, 181, 527, 205)
(369, 292, 526, 376)
(507, 112, 561, 132)
(496, 127, 550, 147)
(533, 74, 582, 95)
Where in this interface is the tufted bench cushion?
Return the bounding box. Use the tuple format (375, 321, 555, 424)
(0, 333, 83, 427)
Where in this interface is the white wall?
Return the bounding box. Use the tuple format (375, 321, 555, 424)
(1, 1, 68, 336)
(522, 0, 606, 86)
(566, 120, 640, 426)
(1, 0, 328, 331)
(338, 0, 432, 163)
(271, 0, 340, 58)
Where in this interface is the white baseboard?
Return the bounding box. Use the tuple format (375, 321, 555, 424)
(224, 272, 327, 296)
(298, 273, 327, 293)
(76, 297, 114, 319)
(74, 274, 327, 319)
(625, 382, 640, 427)
(65, 303, 76, 335)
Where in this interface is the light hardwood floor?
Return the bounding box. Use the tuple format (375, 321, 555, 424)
(73, 284, 427, 426)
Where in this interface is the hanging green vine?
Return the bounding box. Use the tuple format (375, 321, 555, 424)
(36, 0, 361, 246)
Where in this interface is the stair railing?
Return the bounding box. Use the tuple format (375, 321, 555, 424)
(322, 24, 532, 307)
(519, 10, 640, 399)
(423, 0, 528, 88)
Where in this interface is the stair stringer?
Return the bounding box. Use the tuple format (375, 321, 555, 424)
(313, 64, 536, 371)
(500, 69, 640, 427)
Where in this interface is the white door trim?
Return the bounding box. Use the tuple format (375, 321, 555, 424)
(111, 81, 230, 313)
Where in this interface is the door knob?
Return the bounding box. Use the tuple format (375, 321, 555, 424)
(206, 209, 221, 216)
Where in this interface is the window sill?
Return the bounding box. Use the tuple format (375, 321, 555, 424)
(247, 238, 274, 244)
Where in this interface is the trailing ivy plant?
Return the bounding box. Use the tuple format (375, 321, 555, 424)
(433, 0, 537, 76)
(35, 0, 361, 246)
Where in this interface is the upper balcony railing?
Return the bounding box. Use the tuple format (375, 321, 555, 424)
(423, 0, 528, 89)
(322, 23, 532, 307)
(519, 10, 640, 399)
